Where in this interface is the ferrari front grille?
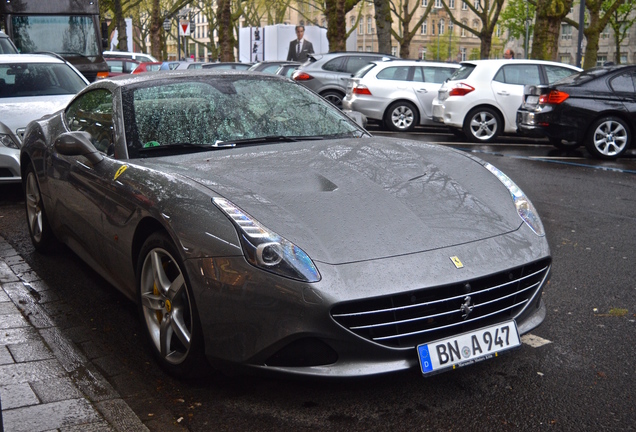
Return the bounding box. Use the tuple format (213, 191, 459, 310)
(331, 258, 551, 349)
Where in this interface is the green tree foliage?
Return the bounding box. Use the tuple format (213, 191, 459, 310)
(499, 0, 535, 57)
(605, 0, 636, 63)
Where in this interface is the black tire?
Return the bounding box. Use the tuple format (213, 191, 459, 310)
(320, 90, 345, 109)
(463, 107, 502, 143)
(584, 116, 630, 160)
(23, 163, 55, 252)
(384, 101, 419, 132)
(137, 232, 207, 378)
(549, 137, 581, 151)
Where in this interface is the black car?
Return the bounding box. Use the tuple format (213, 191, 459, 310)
(516, 64, 636, 159)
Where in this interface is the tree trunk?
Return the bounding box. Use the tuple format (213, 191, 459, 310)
(531, 0, 573, 60)
(325, 0, 347, 52)
(217, 0, 235, 61)
(150, 0, 163, 60)
(373, 0, 392, 54)
(113, 0, 128, 51)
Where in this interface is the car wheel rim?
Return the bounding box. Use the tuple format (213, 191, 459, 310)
(593, 120, 627, 156)
(140, 248, 193, 365)
(324, 94, 342, 108)
(25, 172, 43, 243)
(391, 106, 414, 130)
(469, 111, 497, 140)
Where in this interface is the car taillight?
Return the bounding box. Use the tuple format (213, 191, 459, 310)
(448, 83, 475, 97)
(292, 71, 313, 81)
(96, 71, 109, 80)
(539, 90, 569, 104)
(353, 85, 372, 95)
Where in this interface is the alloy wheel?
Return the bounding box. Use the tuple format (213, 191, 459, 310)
(140, 247, 193, 365)
(591, 119, 628, 157)
(25, 171, 44, 243)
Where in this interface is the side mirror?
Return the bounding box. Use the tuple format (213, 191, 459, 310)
(54, 131, 104, 165)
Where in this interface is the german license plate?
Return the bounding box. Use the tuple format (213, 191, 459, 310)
(417, 320, 520, 376)
(526, 95, 539, 104)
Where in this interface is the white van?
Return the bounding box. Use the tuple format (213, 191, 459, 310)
(103, 50, 158, 63)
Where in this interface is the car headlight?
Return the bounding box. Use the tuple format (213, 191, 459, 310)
(484, 163, 545, 237)
(212, 197, 321, 282)
(0, 133, 20, 149)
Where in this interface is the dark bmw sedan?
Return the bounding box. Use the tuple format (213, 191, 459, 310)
(517, 64, 636, 159)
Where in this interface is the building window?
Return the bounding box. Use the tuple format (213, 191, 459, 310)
(601, 25, 610, 39)
(358, 46, 363, 52)
(620, 53, 628, 63)
(435, 0, 442, 7)
(421, 21, 428, 35)
(350, 17, 355, 30)
(561, 24, 572, 40)
(419, 47, 427, 59)
(449, 0, 455, 8)
(461, 20, 467, 37)
(391, 46, 398, 56)
(462, 1, 468, 10)
(596, 55, 607, 66)
(366, 46, 372, 52)
(359, 19, 364, 35)
(474, 0, 481, 11)
(460, 47, 466, 61)
(422, 0, 428, 6)
(367, 16, 373, 34)
(432, 20, 436, 35)
(559, 55, 571, 65)
(449, 22, 453, 35)
(440, 19, 445, 35)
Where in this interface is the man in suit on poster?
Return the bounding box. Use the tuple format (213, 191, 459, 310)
(287, 25, 314, 62)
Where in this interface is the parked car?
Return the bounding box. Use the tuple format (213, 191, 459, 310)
(516, 64, 636, 159)
(202, 62, 252, 70)
(342, 60, 459, 132)
(0, 54, 88, 183)
(160, 61, 208, 71)
(292, 52, 397, 108)
(0, 30, 18, 54)
(105, 58, 140, 77)
(20, 70, 551, 378)
(248, 61, 300, 74)
(275, 63, 301, 78)
(432, 59, 581, 142)
(132, 62, 162, 74)
(103, 50, 158, 63)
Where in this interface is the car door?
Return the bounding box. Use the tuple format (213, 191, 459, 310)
(413, 66, 458, 122)
(491, 64, 542, 132)
(609, 70, 636, 121)
(48, 88, 118, 269)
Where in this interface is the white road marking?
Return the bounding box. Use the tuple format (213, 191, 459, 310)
(521, 334, 552, 348)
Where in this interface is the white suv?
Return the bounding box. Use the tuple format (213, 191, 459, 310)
(342, 60, 458, 132)
(432, 59, 581, 142)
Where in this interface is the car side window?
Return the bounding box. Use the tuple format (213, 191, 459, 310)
(422, 66, 457, 84)
(544, 65, 577, 84)
(376, 66, 410, 81)
(493, 64, 541, 85)
(344, 56, 379, 74)
(609, 73, 636, 93)
(65, 89, 114, 155)
(323, 57, 345, 72)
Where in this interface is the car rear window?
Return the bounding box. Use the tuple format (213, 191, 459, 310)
(449, 64, 475, 80)
(353, 63, 376, 78)
(0, 63, 86, 98)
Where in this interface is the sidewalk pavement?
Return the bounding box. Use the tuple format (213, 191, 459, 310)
(0, 235, 149, 432)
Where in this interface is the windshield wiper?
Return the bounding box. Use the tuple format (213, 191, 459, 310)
(225, 135, 326, 145)
(139, 142, 233, 153)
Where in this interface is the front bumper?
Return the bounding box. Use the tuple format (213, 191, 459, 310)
(186, 222, 551, 377)
(0, 146, 21, 184)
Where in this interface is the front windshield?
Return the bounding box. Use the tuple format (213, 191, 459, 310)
(0, 63, 87, 98)
(11, 15, 101, 57)
(124, 75, 365, 158)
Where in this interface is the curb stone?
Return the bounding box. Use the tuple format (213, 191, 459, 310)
(0, 235, 149, 432)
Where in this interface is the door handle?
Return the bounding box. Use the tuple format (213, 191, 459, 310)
(417, 89, 428, 93)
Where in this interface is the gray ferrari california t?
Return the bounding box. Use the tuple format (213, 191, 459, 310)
(20, 70, 551, 378)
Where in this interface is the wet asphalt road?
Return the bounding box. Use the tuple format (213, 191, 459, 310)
(1, 128, 635, 431)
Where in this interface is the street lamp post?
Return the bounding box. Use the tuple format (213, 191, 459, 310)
(576, 0, 586, 67)
(525, 1, 530, 58)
